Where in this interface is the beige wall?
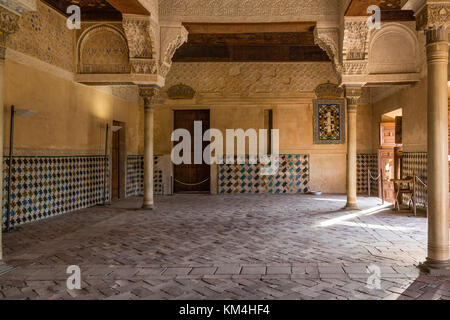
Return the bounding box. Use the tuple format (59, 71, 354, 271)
(3, 59, 143, 156)
(372, 78, 428, 153)
(153, 99, 375, 194)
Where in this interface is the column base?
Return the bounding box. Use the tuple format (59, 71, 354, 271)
(418, 258, 450, 276)
(0, 261, 14, 276)
(345, 202, 359, 210)
(142, 204, 155, 210)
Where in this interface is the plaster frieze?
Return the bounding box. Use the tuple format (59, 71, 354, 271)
(164, 62, 338, 98)
(158, 0, 340, 24)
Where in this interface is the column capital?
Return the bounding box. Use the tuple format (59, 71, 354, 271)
(139, 86, 160, 109)
(344, 85, 363, 108)
(416, 2, 450, 31)
(424, 28, 448, 45)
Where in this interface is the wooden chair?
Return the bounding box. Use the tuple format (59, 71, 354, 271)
(391, 176, 416, 216)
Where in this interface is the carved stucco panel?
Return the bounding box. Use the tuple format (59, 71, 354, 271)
(159, 0, 339, 23)
(78, 25, 131, 74)
(164, 62, 338, 97)
(7, 1, 73, 71)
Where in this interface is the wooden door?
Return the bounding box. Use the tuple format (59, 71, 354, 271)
(378, 148, 395, 203)
(380, 122, 396, 147)
(112, 121, 120, 199)
(174, 110, 211, 193)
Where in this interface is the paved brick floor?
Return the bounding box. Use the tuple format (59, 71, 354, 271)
(0, 194, 449, 300)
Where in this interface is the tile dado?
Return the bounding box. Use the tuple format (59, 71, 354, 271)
(402, 152, 427, 209)
(218, 155, 310, 194)
(2, 156, 109, 229)
(357, 154, 379, 196)
(125, 155, 163, 198)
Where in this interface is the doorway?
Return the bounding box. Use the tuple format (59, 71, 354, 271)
(111, 120, 125, 200)
(173, 110, 211, 193)
(379, 109, 403, 203)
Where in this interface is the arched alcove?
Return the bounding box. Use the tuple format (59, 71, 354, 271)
(78, 25, 131, 74)
(368, 23, 419, 75)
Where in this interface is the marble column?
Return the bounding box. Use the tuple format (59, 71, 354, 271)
(0, 7, 19, 264)
(139, 86, 159, 210)
(421, 28, 449, 272)
(344, 86, 362, 210)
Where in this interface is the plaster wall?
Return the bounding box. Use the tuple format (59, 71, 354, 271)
(154, 102, 379, 194)
(3, 59, 143, 157)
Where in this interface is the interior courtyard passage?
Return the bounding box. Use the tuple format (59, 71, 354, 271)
(1, 194, 449, 300)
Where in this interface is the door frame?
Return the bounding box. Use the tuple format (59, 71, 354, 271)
(172, 109, 211, 194)
(111, 120, 126, 200)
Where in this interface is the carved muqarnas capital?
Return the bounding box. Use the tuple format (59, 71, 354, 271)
(160, 26, 188, 78)
(314, 28, 341, 74)
(416, 3, 450, 31)
(139, 86, 160, 108)
(0, 7, 20, 50)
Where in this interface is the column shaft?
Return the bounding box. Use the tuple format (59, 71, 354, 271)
(346, 105, 358, 209)
(139, 87, 159, 210)
(143, 104, 155, 209)
(425, 29, 449, 263)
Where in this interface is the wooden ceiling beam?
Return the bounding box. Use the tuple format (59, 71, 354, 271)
(183, 22, 316, 35)
(106, 0, 149, 15)
(346, 0, 402, 16)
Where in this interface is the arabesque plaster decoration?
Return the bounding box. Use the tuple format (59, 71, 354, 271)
(164, 62, 338, 97)
(159, 0, 339, 23)
(7, 1, 73, 71)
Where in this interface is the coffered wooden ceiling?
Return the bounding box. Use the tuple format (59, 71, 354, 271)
(173, 23, 329, 63)
(345, 0, 414, 21)
(42, 0, 148, 20)
(346, 0, 402, 15)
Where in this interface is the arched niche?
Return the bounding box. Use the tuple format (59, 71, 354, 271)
(78, 25, 131, 74)
(368, 23, 419, 75)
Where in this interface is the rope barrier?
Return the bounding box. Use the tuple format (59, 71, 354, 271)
(415, 176, 427, 188)
(173, 178, 210, 186)
(368, 171, 381, 181)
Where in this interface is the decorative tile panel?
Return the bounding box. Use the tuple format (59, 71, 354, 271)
(2, 156, 109, 228)
(402, 152, 427, 209)
(313, 99, 346, 145)
(218, 155, 310, 194)
(357, 154, 379, 195)
(125, 155, 163, 197)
